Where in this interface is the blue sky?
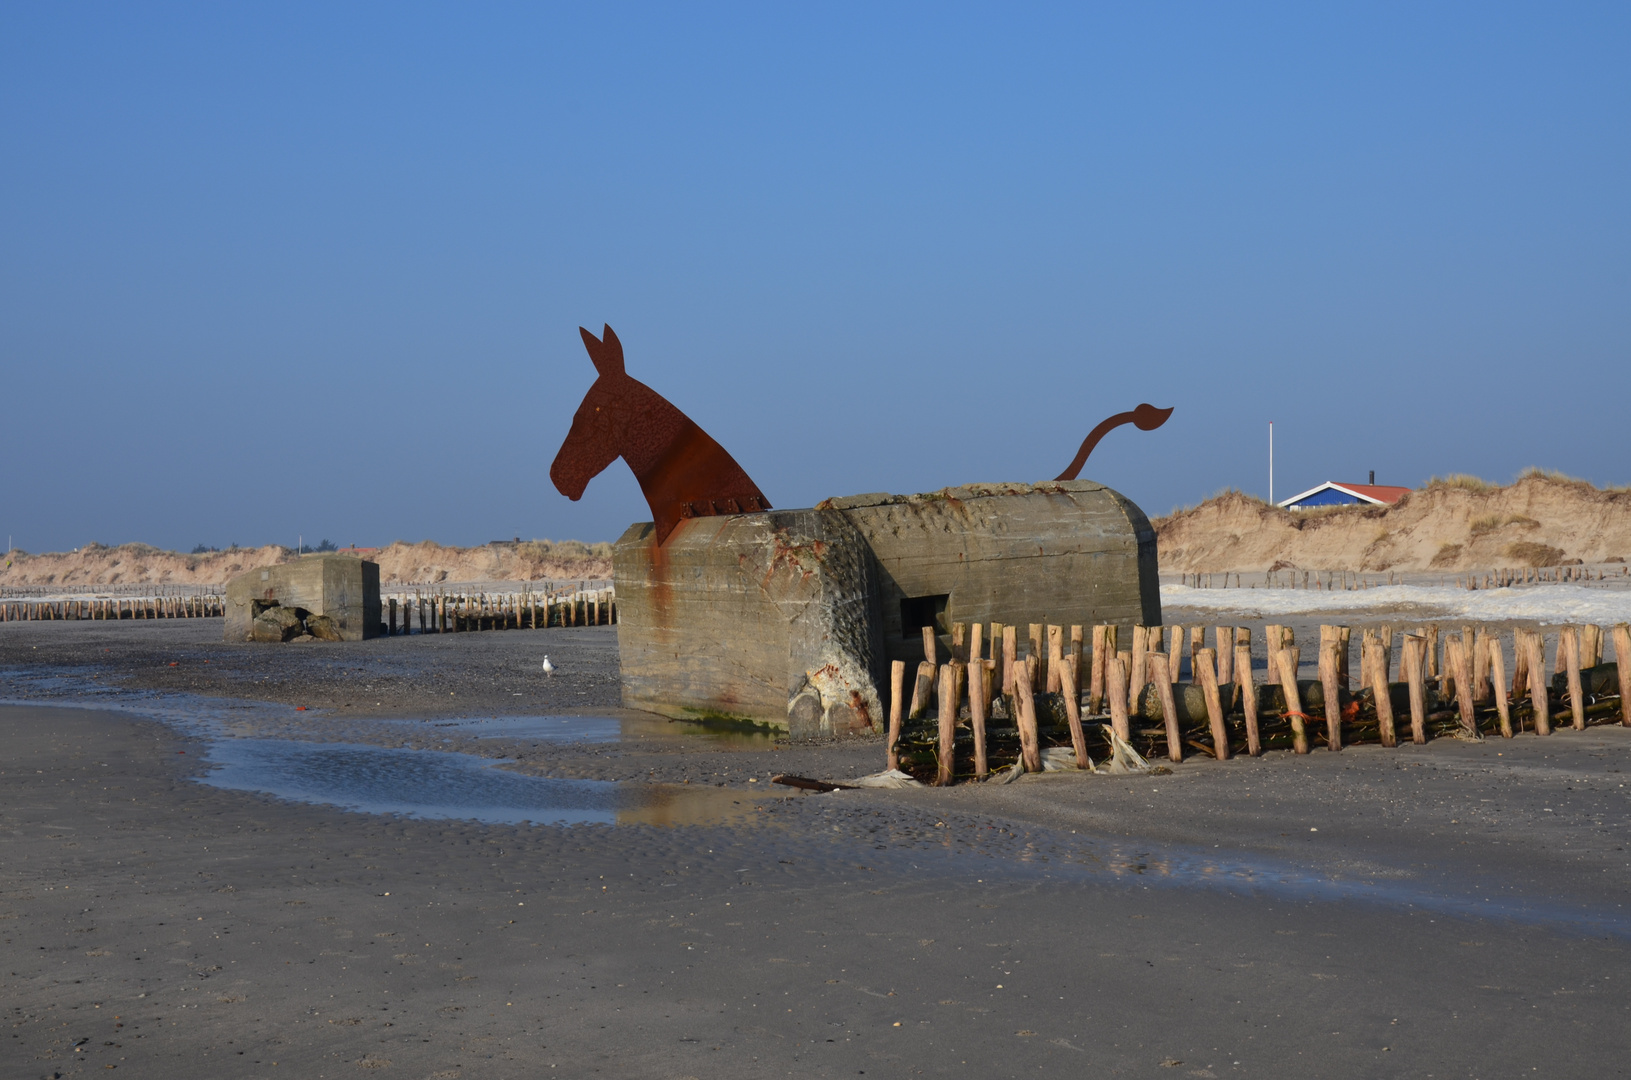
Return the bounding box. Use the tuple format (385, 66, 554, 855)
(3, 3, 1627, 552)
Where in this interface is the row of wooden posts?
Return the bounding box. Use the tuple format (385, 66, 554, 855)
(0, 595, 224, 621)
(381, 589, 616, 634)
(1181, 565, 1625, 590)
(885, 620, 1631, 785)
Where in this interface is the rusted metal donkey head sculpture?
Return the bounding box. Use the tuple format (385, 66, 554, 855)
(550, 325, 771, 545)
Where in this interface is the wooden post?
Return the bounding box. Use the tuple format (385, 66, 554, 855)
(1107, 657, 1131, 744)
(1060, 663, 1088, 768)
(1189, 627, 1205, 686)
(1583, 624, 1603, 668)
(887, 660, 905, 771)
(1276, 646, 1308, 754)
(1526, 632, 1551, 735)
(968, 622, 984, 672)
(1002, 625, 1017, 695)
(1425, 624, 1440, 679)
(1013, 659, 1042, 773)
(1068, 624, 1083, 703)
(922, 625, 936, 666)
(1612, 624, 1631, 727)
(387, 598, 397, 635)
(951, 622, 967, 663)
(1265, 624, 1284, 659)
(1195, 647, 1229, 760)
(1214, 626, 1233, 684)
(937, 664, 958, 786)
(908, 661, 936, 720)
(1149, 654, 1182, 762)
(1029, 624, 1045, 693)
(1166, 624, 1183, 684)
(1046, 624, 1063, 693)
(1452, 635, 1478, 737)
(1128, 626, 1148, 712)
(970, 661, 989, 778)
(1561, 627, 1586, 731)
(1089, 625, 1107, 713)
(1487, 635, 1513, 739)
(1319, 640, 1343, 750)
(1337, 625, 1352, 689)
(1473, 628, 1491, 701)
(1236, 643, 1260, 756)
(1365, 639, 1397, 748)
(1511, 628, 1530, 702)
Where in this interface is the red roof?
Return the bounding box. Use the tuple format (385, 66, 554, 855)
(1334, 483, 1411, 504)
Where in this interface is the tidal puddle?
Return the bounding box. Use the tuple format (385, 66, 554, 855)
(200, 738, 767, 827)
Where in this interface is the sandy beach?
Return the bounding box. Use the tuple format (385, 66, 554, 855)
(4, 618, 1630, 1078)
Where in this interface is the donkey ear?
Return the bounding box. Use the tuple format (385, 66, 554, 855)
(579, 324, 626, 378)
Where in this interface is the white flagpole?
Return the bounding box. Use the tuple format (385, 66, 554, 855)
(1268, 421, 1274, 506)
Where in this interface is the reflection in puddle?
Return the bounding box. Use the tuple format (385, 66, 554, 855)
(402, 715, 622, 743)
(200, 738, 765, 827)
(384, 713, 780, 750)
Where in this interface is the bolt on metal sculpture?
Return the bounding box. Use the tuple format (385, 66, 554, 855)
(550, 325, 771, 545)
(551, 323, 1171, 543)
(1054, 403, 1174, 481)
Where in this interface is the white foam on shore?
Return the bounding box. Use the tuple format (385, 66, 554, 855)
(1162, 583, 1631, 624)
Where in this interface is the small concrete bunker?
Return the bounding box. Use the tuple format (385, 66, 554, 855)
(225, 555, 382, 643)
(613, 480, 1160, 737)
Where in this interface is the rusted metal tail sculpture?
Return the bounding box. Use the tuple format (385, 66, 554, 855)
(1055, 403, 1174, 481)
(549, 325, 770, 545)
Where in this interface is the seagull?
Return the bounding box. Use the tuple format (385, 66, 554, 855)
(541, 655, 555, 677)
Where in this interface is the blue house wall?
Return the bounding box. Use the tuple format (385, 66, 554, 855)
(1287, 487, 1364, 508)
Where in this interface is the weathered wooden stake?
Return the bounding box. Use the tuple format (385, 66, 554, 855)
(970, 662, 989, 778)
(1561, 626, 1586, 731)
(1196, 647, 1229, 759)
(908, 661, 936, 720)
(1060, 663, 1089, 768)
(1583, 624, 1603, 668)
(1487, 635, 1512, 738)
(1046, 624, 1063, 693)
(1068, 624, 1083, 703)
(1149, 653, 1182, 763)
(1276, 646, 1308, 754)
(1128, 626, 1148, 711)
(1365, 639, 1397, 748)
(1319, 640, 1343, 750)
(1088, 624, 1107, 713)
(1525, 632, 1551, 735)
(1029, 624, 1045, 693)
(1214, 626, 1233, 685)
(1002, 625, 1018, 695)
(1013, 660, 1042, 773)
(1236, 642, 1261, 756)
(1107, 657, 1132, 744)
(937, 664, 958, 786)
(1612, 623, 1631, 727)
(922, 625, 937, 666)
(887, 660, 905, 771)
(951, 622, 967, 663)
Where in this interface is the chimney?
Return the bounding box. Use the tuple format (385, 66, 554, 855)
(1369, 470, 1375, 486)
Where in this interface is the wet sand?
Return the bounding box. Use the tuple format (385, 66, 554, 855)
(4, 621, 1631, 1078)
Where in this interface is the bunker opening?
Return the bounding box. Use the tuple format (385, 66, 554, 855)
(900, 594, 950, 639)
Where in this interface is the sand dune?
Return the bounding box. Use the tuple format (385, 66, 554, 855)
(0, 538, 612, 588)
(1155, 474, 1631, 574)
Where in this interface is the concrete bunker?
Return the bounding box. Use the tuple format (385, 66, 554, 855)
(225, 555, 383, 643)
(613, 480, 1160, 738)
